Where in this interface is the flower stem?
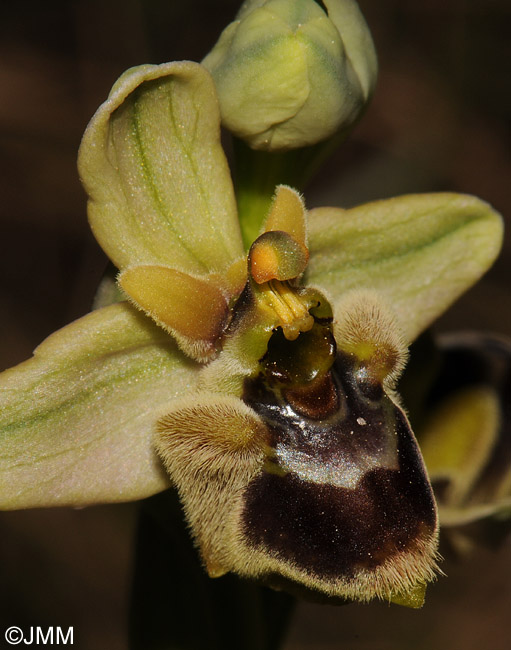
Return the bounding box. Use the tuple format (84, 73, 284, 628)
(233, 135, 344, 248)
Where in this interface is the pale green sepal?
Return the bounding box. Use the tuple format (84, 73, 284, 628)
(419, 386, 499, 507)
(78, 61, 243, 274)
(0, 303, 199, 509)
(230, 1, 378, 100)
(418, 382, 511, 528)
(306, 193, 503, 343)
(323, 0, 378, 98)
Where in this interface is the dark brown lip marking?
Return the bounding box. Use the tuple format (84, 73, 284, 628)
(242, 353, 438, 581)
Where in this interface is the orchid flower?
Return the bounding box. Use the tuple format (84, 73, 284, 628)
(0, 0, 504, 609)
(416, 332, 511, 551)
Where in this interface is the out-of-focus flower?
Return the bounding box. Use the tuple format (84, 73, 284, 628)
(202, 0, 377, 151)
(418, 332, 511, 553)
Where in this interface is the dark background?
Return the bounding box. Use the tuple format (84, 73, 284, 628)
(0, 1, 510, 648)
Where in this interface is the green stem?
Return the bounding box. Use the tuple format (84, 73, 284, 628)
(233, 132, 348, 249)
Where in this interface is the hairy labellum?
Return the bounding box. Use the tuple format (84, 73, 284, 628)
(155, 290, 440, 606)
(241, 348, 439, 602)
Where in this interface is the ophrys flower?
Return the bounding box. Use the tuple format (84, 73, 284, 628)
(0, 59, 503, 607)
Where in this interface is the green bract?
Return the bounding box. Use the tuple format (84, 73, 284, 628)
(202, 0, 377, 150)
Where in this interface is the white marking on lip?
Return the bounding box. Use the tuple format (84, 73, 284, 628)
(275, 440, 398, 490)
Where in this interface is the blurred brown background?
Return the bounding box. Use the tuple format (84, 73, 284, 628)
(0, 1, 509, 648)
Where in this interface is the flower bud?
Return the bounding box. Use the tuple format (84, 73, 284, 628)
(202, 0, 377, 151)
